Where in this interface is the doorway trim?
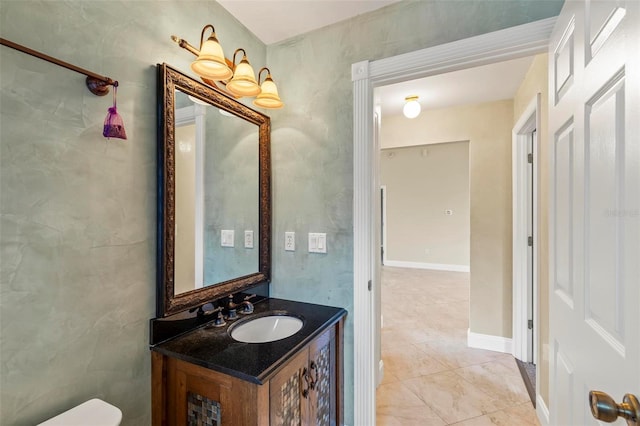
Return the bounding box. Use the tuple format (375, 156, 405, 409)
(380, 185, 387, 265)
(512, 94, 540, 365)
(352, 17, 556, 425)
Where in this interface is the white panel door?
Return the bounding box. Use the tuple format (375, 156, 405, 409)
(548, 0, 639, 424)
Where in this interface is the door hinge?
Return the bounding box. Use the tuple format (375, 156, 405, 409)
(528, 320, 534, 330)
(527, 153, 533, 164)
(528, 236, 533, 247)
(368, 280, 372, 291)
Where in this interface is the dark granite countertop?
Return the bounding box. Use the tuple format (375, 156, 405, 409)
(150, 298, 347, 384)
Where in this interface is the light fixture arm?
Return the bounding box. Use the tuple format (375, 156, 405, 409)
(170, 35, 200, 56)
(199, 24, 216, 49)
(170, 35, 234, 70)
(257, 67, 271, 84)
(232, 48, 247, 68)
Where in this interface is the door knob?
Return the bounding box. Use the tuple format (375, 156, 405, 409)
(589, 390, 640, 425)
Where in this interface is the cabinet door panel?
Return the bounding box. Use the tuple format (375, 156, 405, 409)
(173, 360, 230, 426)
(172, 358, 261, 426)
(270, 349, 309, 426)
(309, 329, 336, 426)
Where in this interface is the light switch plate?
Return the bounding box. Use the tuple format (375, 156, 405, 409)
(308, 233, 327, 253)
(221, 230, 234, 247)
(244, 230, 254, 248)
(285, 232, 295, 251)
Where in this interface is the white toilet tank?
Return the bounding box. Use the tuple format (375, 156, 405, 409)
(37, 398, 122, 426)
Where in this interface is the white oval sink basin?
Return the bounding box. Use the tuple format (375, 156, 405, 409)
(230, 315, 303, 343)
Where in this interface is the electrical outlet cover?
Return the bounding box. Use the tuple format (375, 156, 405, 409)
(244, 230, 254, 248)
(285, 232, 295, 251)
(221, 230, 234, 247)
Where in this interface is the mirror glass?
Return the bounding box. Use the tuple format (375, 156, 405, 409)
(158, 63, 271, 317)
(174, 90, 259, 293)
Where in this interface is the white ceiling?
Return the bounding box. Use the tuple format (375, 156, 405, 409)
(217, 1, 535, 116)
(375, 56, 535, 117)
(217, 0, 401, 45)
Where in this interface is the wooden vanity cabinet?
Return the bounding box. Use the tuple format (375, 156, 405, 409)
(152, 321, 343, 426)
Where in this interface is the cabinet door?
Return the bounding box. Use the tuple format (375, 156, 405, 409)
(269, 348, 310, 426)
(170, 358, 265, 426)
(308, 328, 336, 426)
(171, 359, 227, 426)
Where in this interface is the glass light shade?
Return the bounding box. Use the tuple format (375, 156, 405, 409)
(253, 77, 284, 109)
(191, 36, 233, 80)
(226, 58, 260, 97)
(403, 99, 421, 118)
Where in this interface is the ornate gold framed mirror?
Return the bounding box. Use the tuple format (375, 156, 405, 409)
(157, 63, 271, 317)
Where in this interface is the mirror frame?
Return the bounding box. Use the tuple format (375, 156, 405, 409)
(157, 63, 271, 317)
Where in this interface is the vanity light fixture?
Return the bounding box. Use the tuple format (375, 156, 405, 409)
(171, 24, 284, 109)
(190, 25, 233, 81)
(403, 95, 421, 119)
(254, 67, 284, 109)
(226, 49, 260, 97)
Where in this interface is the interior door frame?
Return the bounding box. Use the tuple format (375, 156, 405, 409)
(512, 94, 540, 366)
(175, 104, 206, 290)
(352, 17, 557, 425)
(380, 185, 387, 266)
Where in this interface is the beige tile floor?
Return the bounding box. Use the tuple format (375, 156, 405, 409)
(376, 267, 539, 426)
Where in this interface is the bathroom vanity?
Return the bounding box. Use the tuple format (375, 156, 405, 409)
(150, 298, 345, 425)
(152, 63, 346, 425)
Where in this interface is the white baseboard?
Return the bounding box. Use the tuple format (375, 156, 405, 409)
(467, 329, 513, 353)
(384, 260, 470, 272)
(536, 394, 550, 425)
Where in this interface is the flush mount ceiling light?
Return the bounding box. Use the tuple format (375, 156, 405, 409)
(171, 24, 284, 109)
(403, 95, 421, 119)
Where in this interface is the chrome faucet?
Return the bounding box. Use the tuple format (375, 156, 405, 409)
(227, 294, 256, 318)
(226, 294, 256, 317)
(238, 294, 256, 314)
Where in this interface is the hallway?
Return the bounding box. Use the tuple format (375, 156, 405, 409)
(376, 267, 539, 425)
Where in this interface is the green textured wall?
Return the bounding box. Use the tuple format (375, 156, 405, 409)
(266, 1, 562, 424)
(0, 1, 265, 424)
(0, 1, 563, 425)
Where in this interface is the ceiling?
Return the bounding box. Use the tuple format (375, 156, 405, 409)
(376, 56, 535, 117)
(217, 1, 535, 117)
(217, 0, 401, 45)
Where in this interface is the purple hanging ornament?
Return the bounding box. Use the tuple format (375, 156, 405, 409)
(103, 82, 127, 140)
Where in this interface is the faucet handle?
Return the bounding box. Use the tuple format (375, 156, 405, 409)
(225, 296, 239, 319)
(211, 307, 226, 327)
